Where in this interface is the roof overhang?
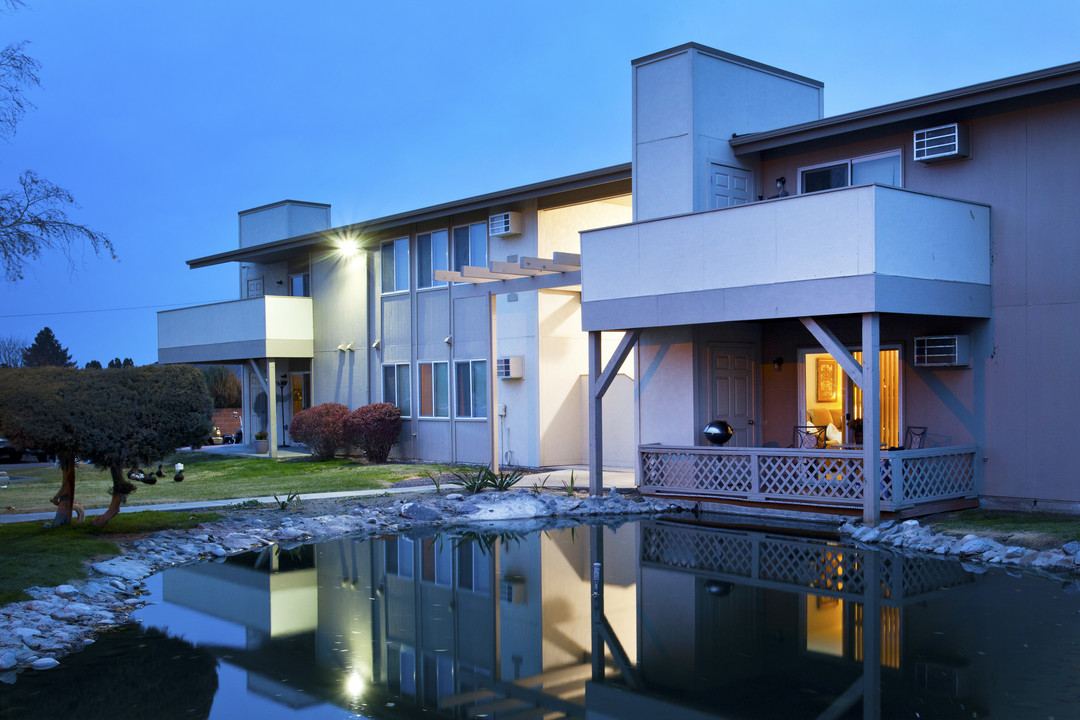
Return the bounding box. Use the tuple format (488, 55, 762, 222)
(731, 60, 1080, 157)
(188, 163, 632, 269)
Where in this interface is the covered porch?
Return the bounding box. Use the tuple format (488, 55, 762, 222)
(579, 184, 991, 523)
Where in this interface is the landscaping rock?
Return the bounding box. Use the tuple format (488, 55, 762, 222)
(29, 657, 58, 670)
(400, 502, 443, 522)
(91, 559, 151, 581)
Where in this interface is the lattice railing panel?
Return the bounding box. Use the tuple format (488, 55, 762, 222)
(641, 450, 753, 495)
(899, 451, 976, 502)
(758, 539, 866, 596)
(759, 455, 865, 501)
(641, 524, 754, 577)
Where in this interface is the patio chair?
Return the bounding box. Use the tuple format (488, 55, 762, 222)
(904, 426, 928, 449)
(792, 425, 828, 450)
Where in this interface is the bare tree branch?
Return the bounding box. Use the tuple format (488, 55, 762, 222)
(0, 335, 27, 367)
(0, 170, 113, 280)
(0, 41, 40, 142)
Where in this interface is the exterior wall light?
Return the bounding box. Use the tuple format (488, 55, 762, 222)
(773, 356, 784, 372)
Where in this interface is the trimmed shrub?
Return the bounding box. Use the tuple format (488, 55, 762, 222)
(344, 402, 402, 463)
(288, 402, 349, 459)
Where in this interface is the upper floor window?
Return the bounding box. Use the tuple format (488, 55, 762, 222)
(381, 237, 410, 293)
(452, 222, 488, 273)
(798, 151, 901, 194)
(417, 230, 448, 289)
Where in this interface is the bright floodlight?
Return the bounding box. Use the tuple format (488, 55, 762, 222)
(337, 238, 359, 257)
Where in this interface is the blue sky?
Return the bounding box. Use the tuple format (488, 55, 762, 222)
(1, 0, 1078, 366)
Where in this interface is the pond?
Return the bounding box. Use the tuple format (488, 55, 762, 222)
(3, 516, 1079, 719)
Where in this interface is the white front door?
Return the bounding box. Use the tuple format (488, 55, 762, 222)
(706, 343, 756, 447)
(710, 164, 753, 208)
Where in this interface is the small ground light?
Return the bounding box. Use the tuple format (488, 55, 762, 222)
(174, 463, 184, 473)
(345, 672, 364, 698)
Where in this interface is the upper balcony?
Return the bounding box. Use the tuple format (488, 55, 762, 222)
(580, 185, 991, 331)
(158, 295, 314, 364)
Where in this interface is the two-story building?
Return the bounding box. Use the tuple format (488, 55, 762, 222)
(160, 43, 1080, 523)
(158, 168, 636, 470)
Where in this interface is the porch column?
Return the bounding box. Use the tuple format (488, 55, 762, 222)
(588, 329, 641, 496)
(862, 314, 880, 525)
(588, 331, 603, 495)
(267, 359, 279, 459)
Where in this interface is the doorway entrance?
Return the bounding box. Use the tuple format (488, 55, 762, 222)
(706, 343, 756, 447)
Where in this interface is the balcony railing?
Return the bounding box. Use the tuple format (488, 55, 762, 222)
(158, 295, 314, 364)
(580, 185, 991, 330)
(639, 444, 977, 513)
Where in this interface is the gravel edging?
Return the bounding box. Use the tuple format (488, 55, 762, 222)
(0, 488, 682, 681)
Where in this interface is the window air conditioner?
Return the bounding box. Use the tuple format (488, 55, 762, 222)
(496, 356, 523, 379)
(914, 336, 970, 367)
(914, 123, 970, 163)
(489, 212, 522, 237)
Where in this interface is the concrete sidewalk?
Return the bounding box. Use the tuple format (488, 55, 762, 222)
(0, 466, 636, 525)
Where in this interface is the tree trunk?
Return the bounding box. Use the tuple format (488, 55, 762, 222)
(50, 451, 77, 528)
(92, 464, 127, 527)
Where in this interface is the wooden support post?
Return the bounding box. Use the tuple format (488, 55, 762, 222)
(588, 331, 603, 495)
(267, 359, 278, 459)
(862, 313, 880, 525)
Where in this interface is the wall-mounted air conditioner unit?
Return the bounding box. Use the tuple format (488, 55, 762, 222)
(500, 576, 526, 604)
(914, 123, 970, 163)
(914, 335, 971, 367)
(489, 212, 523, 237)
(496, 356, 523, 379)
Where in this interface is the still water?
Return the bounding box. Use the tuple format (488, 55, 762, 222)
(4, 516, 1080, 719)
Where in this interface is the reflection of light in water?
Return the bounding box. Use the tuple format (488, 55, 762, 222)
(345, 671, 364, 698)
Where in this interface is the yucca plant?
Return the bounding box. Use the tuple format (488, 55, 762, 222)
(489, 467, 527, 491)
(446, 465, 492, 493)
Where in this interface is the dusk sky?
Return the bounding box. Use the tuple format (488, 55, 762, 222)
(2, 0, 1078, 367)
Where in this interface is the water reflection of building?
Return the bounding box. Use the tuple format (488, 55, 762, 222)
(158, 520, 1078, 720)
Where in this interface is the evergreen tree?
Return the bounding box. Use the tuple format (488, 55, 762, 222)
(107, 357, 122, 369)
(21, 327, 73, 367)
(84, 360, 102, 369)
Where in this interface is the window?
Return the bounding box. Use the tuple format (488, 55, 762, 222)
(452, 222, 488, 272)
(418, 362, 449, 418)
(381, 237, 410, 293)
(798, 151, 901, 194)
(383, 363, 411, 417)
(289, 273, 310, 297)
(417, 230, 448, 289)
(455, 360, 487, 418)
(457, 542, 491, 593)
(385, 536, 414, 577)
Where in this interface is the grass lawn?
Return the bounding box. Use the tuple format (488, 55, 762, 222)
(927, 509, 1080, 550)
(0, 511, 223, 604)
(0, 451, 448, 516)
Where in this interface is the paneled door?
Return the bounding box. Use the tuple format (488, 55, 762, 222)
(710, 164, 753, 208)
(707, 343, 756, 447)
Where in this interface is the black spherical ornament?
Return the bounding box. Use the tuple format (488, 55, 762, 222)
(703, 420, 734, 446)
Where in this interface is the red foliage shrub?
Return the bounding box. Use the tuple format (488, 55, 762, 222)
(343, 403, 403, 463)
(288, 402, 349, 459)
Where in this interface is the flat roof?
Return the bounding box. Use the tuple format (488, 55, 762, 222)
(731, 59, 1080, 155)
(188, 163, 632, 269)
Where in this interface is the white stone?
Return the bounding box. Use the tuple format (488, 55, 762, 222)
(30, 657, 59, 670)
(91, 558, 151, 581)
(54, 585, 79, 598)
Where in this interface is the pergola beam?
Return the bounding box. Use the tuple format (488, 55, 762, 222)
(801, 317, 865, 388)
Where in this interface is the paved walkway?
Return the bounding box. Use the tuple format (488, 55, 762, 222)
(0, 456, 636, 525)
